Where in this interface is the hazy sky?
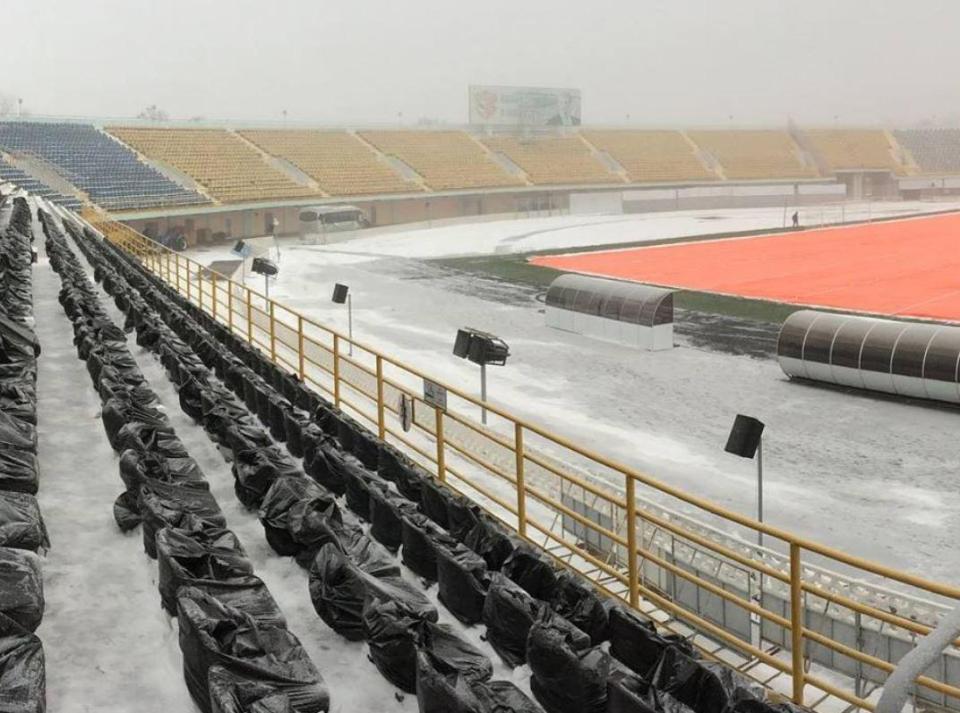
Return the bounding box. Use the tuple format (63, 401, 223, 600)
(6, 1, 959, 126)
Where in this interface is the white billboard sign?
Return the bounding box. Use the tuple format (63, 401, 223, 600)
(469, 85, 581, 127)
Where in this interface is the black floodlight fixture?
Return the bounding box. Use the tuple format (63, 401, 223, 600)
(251, 256, 278, 277)
(332, 283, 349, 304)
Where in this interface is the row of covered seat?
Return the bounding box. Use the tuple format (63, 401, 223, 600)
(0, 193, 47, 713)
(84, 216, 810, 713)
(41, 210, 329, 713)
(0, 160, 82, 211)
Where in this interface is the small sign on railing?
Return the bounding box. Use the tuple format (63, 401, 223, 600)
(423, 379, 447, 411)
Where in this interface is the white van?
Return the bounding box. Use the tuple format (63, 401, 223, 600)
(298, 205, 368, 244)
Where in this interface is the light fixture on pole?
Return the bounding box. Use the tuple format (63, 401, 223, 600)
(724, 414, 765, 546)
(231, 239, 252, 283)
(452, 327, 510, 425)
(332, 283, 353, 356)
(251, 256, 278, 299)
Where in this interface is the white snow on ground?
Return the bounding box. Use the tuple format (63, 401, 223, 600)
(33, 236, 197, 712)
(189, 202, 960, 587)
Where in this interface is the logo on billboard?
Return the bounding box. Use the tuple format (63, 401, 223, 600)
(469, 85, 581, 127)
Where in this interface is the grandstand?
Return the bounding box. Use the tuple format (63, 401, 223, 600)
(358, 130, 524, 190)
(106, 127, 320, 204)
(0, 157, 82, 210)
(0, 121, 206, 211)
(481, 134, 623, 185)
(239, 129, 419, 196)
(806, 129, 907, 174)
(893, 128, 960, 175)
(581, 129, 718, 183)
(686, 129, 818, 180)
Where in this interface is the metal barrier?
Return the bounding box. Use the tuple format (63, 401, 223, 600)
(85, 211, 960, 711)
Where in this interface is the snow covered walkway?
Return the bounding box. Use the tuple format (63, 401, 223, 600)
(33, 223, 196, 712)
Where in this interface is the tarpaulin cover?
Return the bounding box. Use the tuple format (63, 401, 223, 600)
(342, 465, 389, 521)
(650, 645, 762, 713)
(368, 486, 419, 552)
(609, 607, 693, 678)
(139, 480, 226, 558)
(283, 409, 311, 459)
(0, 492, 49, 553)
(0, 612, 45, 713)
(304, 440, 367, 496)
(112, 490, 142, 531)
(208, 664, 297, 713)
(463, 516, 519, 572)
(0, 410, 37, 454)
(502, 545, 558, 601)
(0, 384, 37, 425)
(400, 512, 458, 581)
(378, 444, 427, 502)
(363, 598, 492, 693)
(350, 426, 380, 470)
(473, 681, 543, 713)
(420, 478, 451, 529)
(415, 651, 536, 713)
(308, 542, 436, 640)
(115, 421, 188, 460)
(445, 494, 480, 541)
(101, 393, 166, 451)
(222, 423, 273, 457)
(231, 446, 303, 509)
(550, 571, 610, 645)
(482, 574, 543, 668)
(607, 670, 660, 713)
(287, 495, 363, 568)
(0, 315, 40, 365)
(177, 587, 329, 713)
(258, 476, 333, 557)
(0, 447, 39, 495)
(118, 450, 206, 494)
(527, 615, 611, 713)
(202, 401, 257, 445)
(156, 527, 284, 626)
(436, 544, 489, 625)
(0, 549, 43, 633)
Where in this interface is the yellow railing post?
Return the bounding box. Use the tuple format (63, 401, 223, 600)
(790, 543, 805, 704)
(228, 280, 234, 332)
(211, 272, 218, 322)
(333, 334, 341, 407)
(515, 423, 526, 538)
(375, 356, 386, 439)
(198, 267, 204, 311)
(269, 301, 277, 363)
(626, 477, 639, 608)
(435, 406, 446, 483)
(175, 255, 181, 294)
(246, 291, 253, 344)
(165, 250, 171, 283)
(297, 315, 305, 380)
(187, 261, 192, 302)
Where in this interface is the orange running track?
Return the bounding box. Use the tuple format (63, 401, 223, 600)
(531, 211, 960, 322)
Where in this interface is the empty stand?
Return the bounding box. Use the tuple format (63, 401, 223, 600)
(893, 129, 960, 175)
(358, 131, 522, 191)
(806, 129, 906, 174)
(240, 130, 418, 196)
(580, 130, 715, 183)
(0, 158, 82, 210)
(482, 135, 621, 185)
(686, 130, 818, 180)
(107, 127, 320, 204)
(0, 122, 206, 211)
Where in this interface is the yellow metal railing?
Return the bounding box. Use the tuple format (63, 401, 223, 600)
(88, 214, 960, 711)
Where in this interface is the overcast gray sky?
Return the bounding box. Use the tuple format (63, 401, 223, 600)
(7, 1, 959, 126)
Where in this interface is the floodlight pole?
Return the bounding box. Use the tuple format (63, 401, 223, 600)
(756, 437, 763, 547)
(264, 274, 270, 300)
(480, 362, 487, 425)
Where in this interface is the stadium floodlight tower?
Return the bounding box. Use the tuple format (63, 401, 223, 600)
(724, 414, 766, 547)
(251, 256, 278, 299)
(453, 328, 510, 425)
(331, 283, 353, 356)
